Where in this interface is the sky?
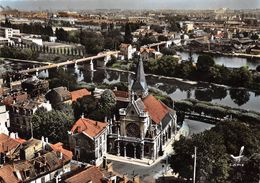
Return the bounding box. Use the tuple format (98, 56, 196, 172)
(0, 0, 259, 10)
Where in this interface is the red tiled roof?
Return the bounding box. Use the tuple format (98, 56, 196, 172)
(0, 133, 22, 153)
(64, 166, 104, 183)
(120, 43, 131, 48)
(70, 89, 91, 102)
(142, 95, 170, 124)
(51, 142, 73, 161)
(113, 90, 129, 98)
(140, 47, 155, 53)
(13, 138, 26, 144)
(71, 118, 108, 138)
(0, 165, 19, 183)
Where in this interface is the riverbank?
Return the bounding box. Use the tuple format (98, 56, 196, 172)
(177, 47, 260, 61)
(103, 67, 198, 85)
(202, 51, 260, 60)
(103, 66, 260, 93)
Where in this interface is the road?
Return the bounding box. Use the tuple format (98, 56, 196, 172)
(110, 120, 214, 182)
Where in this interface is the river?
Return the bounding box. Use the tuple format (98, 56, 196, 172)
(177, 51, 260, 70)
(1, 58, 260, 113)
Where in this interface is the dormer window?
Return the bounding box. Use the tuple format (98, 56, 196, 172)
(25, 169, 30, 178)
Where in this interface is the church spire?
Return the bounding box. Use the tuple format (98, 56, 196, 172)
(131, 57, 148, 98)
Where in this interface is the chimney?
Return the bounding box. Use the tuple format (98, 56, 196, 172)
(45, 137, 48, 144)
(77, 126, 82, 133)
(58, 152, 63, 160)
(81, 114, 84, 119)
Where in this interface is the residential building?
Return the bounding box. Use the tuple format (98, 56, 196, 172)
(119, 43, 136, 60)
(70, 88, 91, 102)
(0, 104, 10, 135)
(60, 165, 118, 183)
(45, 86, 71, 106)
(8, 98, 52, 134)
(21, 76, 49, 98)
(0, 137, 72, 183)
(68, 117, 108, 166)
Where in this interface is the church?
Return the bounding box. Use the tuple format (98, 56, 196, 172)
(107, 58, 177, 160)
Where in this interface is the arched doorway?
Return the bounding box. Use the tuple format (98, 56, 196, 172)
(136, 144, 141, 159)
(126, 143, 134, 158)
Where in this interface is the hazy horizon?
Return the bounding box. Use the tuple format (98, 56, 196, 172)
(0, 0, 259, 11)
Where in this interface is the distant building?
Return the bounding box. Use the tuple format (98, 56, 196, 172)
(119, 43, 136, 60)
(0, 26, 20, 38)
(68, 117, 108, 166)
(0, 104, 10, 135)
(21, 76, 49, 98)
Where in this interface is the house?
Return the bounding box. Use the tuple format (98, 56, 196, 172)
(0, 133, 25, 162)
(70, 88, 91, 102)
(0, 104, 10, 135)
(21, 76, 49, 98)
(107, 58, 177, 160)
(119, 43, 136, 60)
(139, 47, 155, 61)
(68, 117, 108, 166)
(0, 137, 72, 183)
(8, 98, 52, 135)
(45, 86, 71, 106)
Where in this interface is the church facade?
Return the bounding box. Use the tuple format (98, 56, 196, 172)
(107, 58, 177, 160)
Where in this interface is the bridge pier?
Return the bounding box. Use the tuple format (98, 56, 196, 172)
(157, 45, 160, 52)
(90, 59, 94, 71)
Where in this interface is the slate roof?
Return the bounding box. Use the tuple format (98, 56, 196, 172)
(131, 58, 148, 94)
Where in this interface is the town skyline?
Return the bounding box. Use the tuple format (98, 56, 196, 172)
(0, 0, 259, 10)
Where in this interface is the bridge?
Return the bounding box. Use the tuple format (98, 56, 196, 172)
(141, 41, 173, 52)
(2, 58, 52, 65)
(19, 51, 119, 74)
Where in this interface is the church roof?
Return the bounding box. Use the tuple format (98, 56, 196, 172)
(131, 58, 148, 94)
(142, 95, 171, 124)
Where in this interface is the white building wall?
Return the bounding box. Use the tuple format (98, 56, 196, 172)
(0, 105, 10, 135)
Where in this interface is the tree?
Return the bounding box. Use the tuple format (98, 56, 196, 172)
(160, 47, 176, 56)
(229, 67, 252, 87)
(170, 131, 229, 182)
(256, 65, 260, 72)
(73, 95, 98, 119)
(170, 120, 260, 182)
(80, 30, 104, 54)
(196, 55, 215, 73)
(98, 89, 117, 118)
(124, 23, 133, 44)
(55, 28, 69, 42)
(31, 105, 74, 144)
(229, 88, 250, 106)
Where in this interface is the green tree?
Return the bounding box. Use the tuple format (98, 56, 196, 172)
(170, 131, 229, 182)
(80, 30, 104, 54)
(196, 55, 215, 73)
(98, 89, 117, 118)
(124, 23, 133, 44)
(73, 95, 98, 119)
(32, 105, 74, 144)
(229, 88, 250, 106)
